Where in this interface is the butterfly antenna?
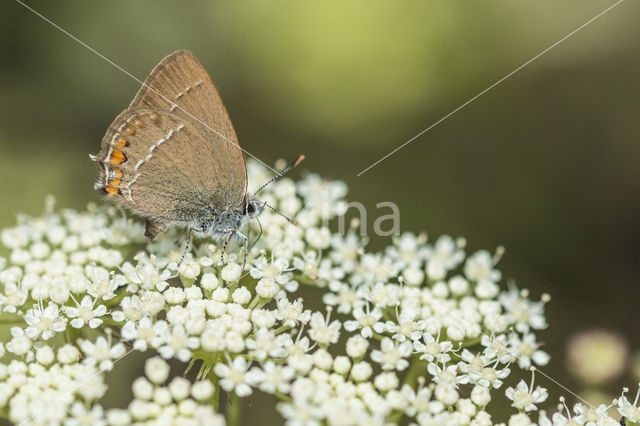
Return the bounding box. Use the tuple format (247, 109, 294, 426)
(254, 155, 305, 196)
(264, 202, 298, 227)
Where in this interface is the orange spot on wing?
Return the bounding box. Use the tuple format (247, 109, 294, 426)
(113, 169, 123, 179)
(109, 149, 127, 165)
(105, 186, 119, 195)
(116, 138, 128, 148)
(108, 178, 122, 186)
(126, 128, 135, 136)
(135, 120, 143, 128)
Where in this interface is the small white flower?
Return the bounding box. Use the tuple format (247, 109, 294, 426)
(374, 372, 399, 392)
(256, 278, 281, 299)
(509, 332, 550, 369)
(157, 324, 199, 362)
(24, 303, 67, 340)
(617, 386, 640, 422)
(35, 346, 55, 365)
(221, 263, 242, 282)
(430, 235, 465, 271)
(385, 310, 424, 342)
(169, 377, 191, 401)
(122, 257, 172, 292)
(66, 401, 106, 426)
(85, 265, 123, 300)
(427, 362, 461, 387)
(177, 256, 200, 280)
(414, 332, 455, 363)
(163, 287, 186, 305)
(505, 373, 548, 412)
(457, 350, 510, 389)
(214, 357, 253, 397)
(65, 295, 108, 329)
(308, 310, 341, 346)
(0, 282, 27, 313)
(481, 333, 516, 364)
(200, 272, 220, 290)
(371, 337, 412, 371)
(499, 287, 547, 332)
(247, 361, 295, 394)
(57, 344, 80, 364)
(351, 361, 373, 382)
(306, 227, 331, 249)
(246, 328, 286, 360)
(251, 256, 293, 285)
(471, 385, 492, 407)
(345, 334, 369, 359)
(401, 384, 444, 417)
(344, 302, 385, 339)
(232, 287, 252, 305)
(276, 297, 310, 327)
(6, 326, 32, 357)
(121, 317, 168, 352)
(464, 250, 501, 283)
(191, 380, 214, 401)
(80, 336, 126, 371)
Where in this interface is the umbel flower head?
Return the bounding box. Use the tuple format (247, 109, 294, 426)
(0, 160, 633, 425)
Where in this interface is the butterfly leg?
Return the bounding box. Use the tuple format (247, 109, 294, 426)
(177, 228, 193, 268)
(221, 230, 235, 265)
(235, 230, 249, 271)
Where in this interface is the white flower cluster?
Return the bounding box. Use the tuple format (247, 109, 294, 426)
(0, 161, 636, 425)
(107, 356, 225, 426)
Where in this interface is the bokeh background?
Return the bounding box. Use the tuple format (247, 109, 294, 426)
(1, 0, 639, 422)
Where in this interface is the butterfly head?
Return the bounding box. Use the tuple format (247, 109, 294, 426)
(244, 195, 265, 220)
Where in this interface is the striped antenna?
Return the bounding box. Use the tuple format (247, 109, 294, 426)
(254, 155, 305, 197)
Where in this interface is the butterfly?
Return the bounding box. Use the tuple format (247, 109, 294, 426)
(90, 50, 302, 266)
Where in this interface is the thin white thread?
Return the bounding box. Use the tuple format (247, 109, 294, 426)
(13, 0, 277, 174)
(533, 366, 594, 408)
(356, 0, 626, 176)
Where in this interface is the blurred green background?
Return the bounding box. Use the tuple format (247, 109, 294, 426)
(1, 0, 639, 421)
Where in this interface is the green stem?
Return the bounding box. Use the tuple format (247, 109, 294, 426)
(274, 391, 292, 403)
(248, 296, 260, 310)
(208, 371, 220, 412)
(104, 287, 127, 308)
(402, 356, 426, 388)
(273, 325, 291, 335)
(101, 318, 125, 327)
(228, 392, 243, 426)
(0, 313, 24, 324)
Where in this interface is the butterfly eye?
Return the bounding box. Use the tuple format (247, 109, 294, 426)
(246, 202, 256, 215)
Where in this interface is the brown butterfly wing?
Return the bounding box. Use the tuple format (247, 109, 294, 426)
(92, 108, 234, 229)
(128, 50, 246, 204)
